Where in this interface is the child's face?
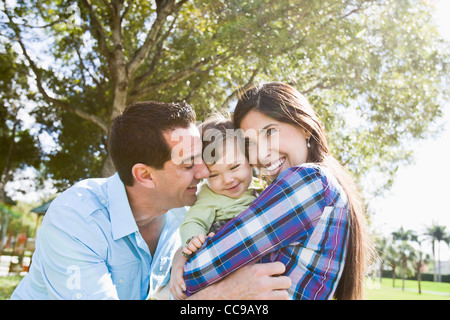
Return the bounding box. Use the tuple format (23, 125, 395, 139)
(206, 146, 253, 199)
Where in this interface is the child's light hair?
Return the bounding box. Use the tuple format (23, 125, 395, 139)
(198, 113, 246, 165)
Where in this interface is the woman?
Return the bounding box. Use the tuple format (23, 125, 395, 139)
(181, 82, 372, 299)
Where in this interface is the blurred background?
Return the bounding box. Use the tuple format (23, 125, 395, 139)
(0, 0, 449, 299)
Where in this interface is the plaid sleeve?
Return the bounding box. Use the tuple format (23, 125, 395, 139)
(182, 165, 344, 297)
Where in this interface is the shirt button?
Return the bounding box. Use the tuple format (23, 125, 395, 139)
(118, 278, 124, 284)
(75, 292, 83, 299)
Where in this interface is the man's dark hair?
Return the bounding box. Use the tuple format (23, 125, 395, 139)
(108, 100, 196, 186)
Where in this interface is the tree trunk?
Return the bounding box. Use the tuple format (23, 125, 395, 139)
(401, 260, 406, 291)
(101, 154, 116, 177)
(417, 267, 422, 294)
(102, 32, 130, 177)
(101, 88, 126, 177)
(432, 241, 437, 282)
(392, 266, 396, 287)
(438, 242, 442, 282)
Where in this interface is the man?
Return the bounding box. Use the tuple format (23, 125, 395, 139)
(11, 101, 290, 299)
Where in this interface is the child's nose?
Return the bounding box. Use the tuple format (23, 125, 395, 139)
(223, 173, 235, 184)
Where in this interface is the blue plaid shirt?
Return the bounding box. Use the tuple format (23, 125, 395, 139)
(183, 164, 350, 300)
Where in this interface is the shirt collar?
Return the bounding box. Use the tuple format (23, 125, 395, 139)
(107, 173, 139, 240)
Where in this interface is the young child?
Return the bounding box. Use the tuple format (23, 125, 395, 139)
(170, 115, 261, 298)
(180, 115, 262, 252)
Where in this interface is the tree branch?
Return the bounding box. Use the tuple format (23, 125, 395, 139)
(127, 0, 188, 76)
(79, 0, 111, 59)
(121, 0, 135, 20)
(109, 0, 125, 48)
(219, 68, 260, 110)
(130, 53, 228, 100)
(131, 11, 180, 88)
(5, 8, 109, 134)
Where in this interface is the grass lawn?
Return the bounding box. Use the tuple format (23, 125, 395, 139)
(364, 277, 450, 300)
(1, 275, 450, 300)
(0, 275, 23, 300)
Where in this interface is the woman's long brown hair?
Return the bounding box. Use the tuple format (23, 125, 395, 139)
(233, 82, 373, 299)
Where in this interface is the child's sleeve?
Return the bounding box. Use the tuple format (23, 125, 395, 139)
(179, 187, 218, 245)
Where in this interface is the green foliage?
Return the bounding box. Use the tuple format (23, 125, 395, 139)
(0, 40, 42, 195)
(0, 275, 23, 300)
(1, 0, 449, 194)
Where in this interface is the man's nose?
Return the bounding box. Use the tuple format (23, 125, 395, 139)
(194, 160, 210, 179)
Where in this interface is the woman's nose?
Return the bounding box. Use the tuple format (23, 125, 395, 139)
(258, 145, 272, 167)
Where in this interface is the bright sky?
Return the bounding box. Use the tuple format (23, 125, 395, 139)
(370, 0, 450, 260)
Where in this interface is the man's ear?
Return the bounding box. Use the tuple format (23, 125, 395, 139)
(131, 163, 156, 188)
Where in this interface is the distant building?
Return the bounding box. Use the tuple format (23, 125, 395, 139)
(440, 260, 450, 275)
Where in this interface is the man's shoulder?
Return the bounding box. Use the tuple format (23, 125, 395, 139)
(49, 177, 109, 219)
(38, 177, 112, 250)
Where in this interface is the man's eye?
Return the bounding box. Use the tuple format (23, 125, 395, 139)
(209, 174, 218, 178)
(185, 164, 194, 169)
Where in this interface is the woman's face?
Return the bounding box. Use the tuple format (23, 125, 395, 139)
(239, 110, 311, 181)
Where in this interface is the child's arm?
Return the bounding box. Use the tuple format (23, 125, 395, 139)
(169, 233, 214, 300)
(179, 185, 218, 245)
(182, 233, 208, 256)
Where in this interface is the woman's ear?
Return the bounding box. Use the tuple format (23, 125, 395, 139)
(131, 163, 156, 188)
(303, 129, 312, 140)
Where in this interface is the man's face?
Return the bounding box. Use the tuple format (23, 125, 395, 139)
(154, 124, 209, 208)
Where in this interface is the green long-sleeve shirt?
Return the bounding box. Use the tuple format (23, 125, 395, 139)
(180, 178, 261, 245)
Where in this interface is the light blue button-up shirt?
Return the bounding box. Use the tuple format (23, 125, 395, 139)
(11, 173, 185, 300)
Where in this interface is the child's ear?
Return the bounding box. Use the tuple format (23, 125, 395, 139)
(131, 163, 156, 188)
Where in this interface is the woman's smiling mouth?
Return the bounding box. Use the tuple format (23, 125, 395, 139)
(262, 157, 286, 176)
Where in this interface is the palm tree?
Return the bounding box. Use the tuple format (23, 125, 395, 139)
(424, 222, 449, 282)
(392, 226, 418, 243)
(384, 243, 399, 288)
(392, 227, 418, 291)
(373, 235, 388, 283)
(411, 237, 430, 294)
(398, 242, 416, 291)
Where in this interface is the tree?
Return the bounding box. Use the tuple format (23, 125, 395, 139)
(412, 239, 429, 294)
(1, 0, 449, 193)
(373, 233, 387, 283)
(383, 242, 399, 288)
(0, 40, 42, 251)
(392, 226, 417, 291)
(424, 222, 449, 282)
